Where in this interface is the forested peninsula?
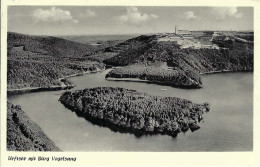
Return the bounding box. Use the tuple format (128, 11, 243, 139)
(59, 87, 210, 137)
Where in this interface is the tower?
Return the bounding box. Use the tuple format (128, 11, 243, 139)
(175, 25, 178, 34)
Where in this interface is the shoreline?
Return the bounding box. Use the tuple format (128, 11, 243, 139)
(106, 77, 202, 89)
(106, 69, 253, 88)
(7, 68, 253, 96)
(7, 68, 105, 96)
(200, 69, 253, 75)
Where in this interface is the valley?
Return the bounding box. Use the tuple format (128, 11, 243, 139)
(6, 31, 253, 151)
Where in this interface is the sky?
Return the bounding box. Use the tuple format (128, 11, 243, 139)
(8, 6, 253, 36)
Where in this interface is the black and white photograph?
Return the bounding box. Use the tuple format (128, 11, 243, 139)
(5, 5, 254, 153)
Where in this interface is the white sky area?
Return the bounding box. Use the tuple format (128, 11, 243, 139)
(8, 6, 253, 35)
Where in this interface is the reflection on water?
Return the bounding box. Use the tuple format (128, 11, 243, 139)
(8, 70, 253, 151)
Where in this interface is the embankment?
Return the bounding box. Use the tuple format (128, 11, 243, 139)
(7, 102, 61, 151)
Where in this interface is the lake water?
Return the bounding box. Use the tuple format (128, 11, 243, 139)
(8, 70, 253, 151)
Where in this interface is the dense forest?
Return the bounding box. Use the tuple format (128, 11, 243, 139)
(7, 102, 60, 151)
(86, 52, 118, 63)
(7, 33, 105, 90)
(106, 62, 202, 88)
(59, 87, 210, 137)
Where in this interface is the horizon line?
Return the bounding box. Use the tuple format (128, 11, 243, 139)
(8, 30, 254, 37)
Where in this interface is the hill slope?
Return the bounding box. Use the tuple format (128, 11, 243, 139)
(104, 34, 253, 73)
(8, 32, 96, 57)
(8, 32, 105, 91)
(103, 34, 253, 88)
(7, 102, 60, 151)
(59, 34, 138, 44)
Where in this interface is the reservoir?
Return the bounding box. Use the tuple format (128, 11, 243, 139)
(8, 70, 253, 151)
